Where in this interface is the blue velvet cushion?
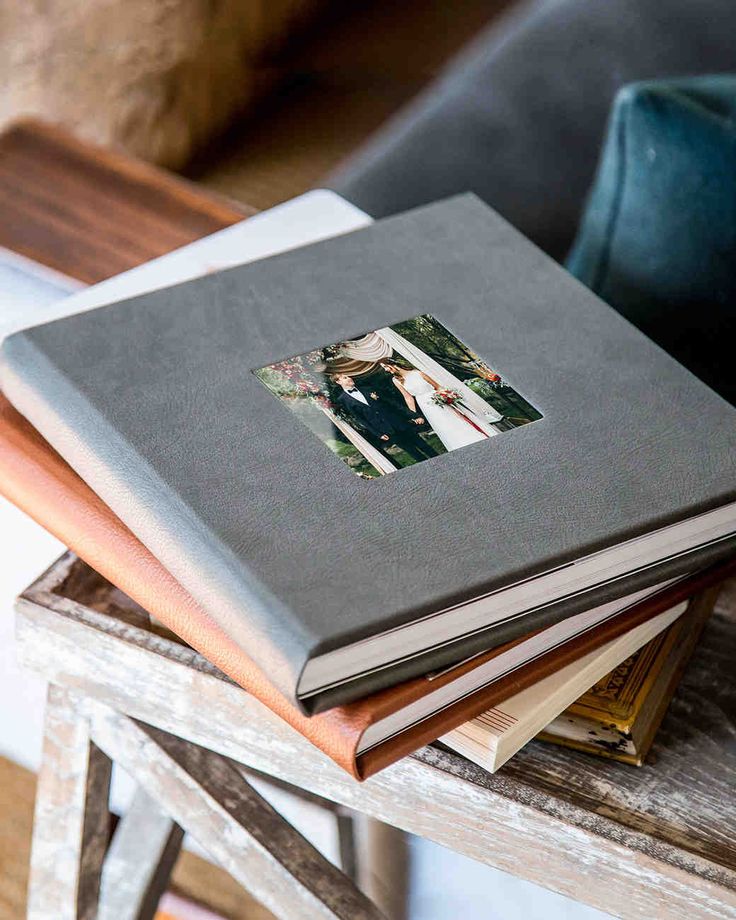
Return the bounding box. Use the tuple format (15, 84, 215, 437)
(567, 75, 736, 404)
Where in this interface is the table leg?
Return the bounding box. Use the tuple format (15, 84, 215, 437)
(27, 684, 112, 920)
(98, 788, 184, 920)
(354, 815, 410, 920)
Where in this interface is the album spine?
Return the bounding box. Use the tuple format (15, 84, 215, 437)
(0, 331, 312, 707)
(304, 532, 736, 713)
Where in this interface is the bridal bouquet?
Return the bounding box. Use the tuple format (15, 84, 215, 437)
(431, 388, 463, 407)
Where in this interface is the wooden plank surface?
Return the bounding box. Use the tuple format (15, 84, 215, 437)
(15, 555, 736, 920)
(0, 120, 249, 283)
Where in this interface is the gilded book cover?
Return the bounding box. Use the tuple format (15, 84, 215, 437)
(539, 588, 718, 764)
(567, 621, 679, 731)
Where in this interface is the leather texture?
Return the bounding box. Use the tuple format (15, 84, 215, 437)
(2, 196, 736, 712)
(567, 76, 736, 406)
(328, 0, 736, 261)
(3, 391, 734, 778)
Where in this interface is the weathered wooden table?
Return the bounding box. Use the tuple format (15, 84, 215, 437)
(5, 122, 736, 920)
(16, 554, 736, 920)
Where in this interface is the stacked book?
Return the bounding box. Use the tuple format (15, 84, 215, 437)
(1, 192, 734, 779)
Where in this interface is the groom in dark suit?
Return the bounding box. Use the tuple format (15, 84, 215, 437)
(333, 373, 435, 464)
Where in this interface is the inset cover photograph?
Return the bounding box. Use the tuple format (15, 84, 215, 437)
(254, 314, 542, 478)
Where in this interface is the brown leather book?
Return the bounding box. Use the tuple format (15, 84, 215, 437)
(2, 391, 734, 779)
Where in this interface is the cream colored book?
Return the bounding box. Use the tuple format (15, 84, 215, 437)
(440, 601, 687, 772)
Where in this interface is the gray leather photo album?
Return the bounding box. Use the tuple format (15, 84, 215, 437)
(2, 195, 735, 713)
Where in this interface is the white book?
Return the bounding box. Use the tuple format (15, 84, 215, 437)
(440, 601, 687, 773)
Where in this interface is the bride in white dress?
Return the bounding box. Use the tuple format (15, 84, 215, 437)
(379, 361, 492, 452)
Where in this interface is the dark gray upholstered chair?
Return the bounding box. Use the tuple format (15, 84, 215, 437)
(328, 0, 736, 261)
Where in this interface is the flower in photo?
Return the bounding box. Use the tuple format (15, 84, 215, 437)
(295, 380, 320, 394)
(431, 388, 462, 407)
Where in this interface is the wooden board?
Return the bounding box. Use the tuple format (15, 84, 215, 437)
(0, 120, 250, 283)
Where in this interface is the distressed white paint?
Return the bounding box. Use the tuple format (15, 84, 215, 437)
(27, 686, 111, 920)
(98, 789, 183, 920)
(90, 706, 384, 920)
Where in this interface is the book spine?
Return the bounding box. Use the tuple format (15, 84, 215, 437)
(306, 544, 736, 713)
(0, 332, 313, 706)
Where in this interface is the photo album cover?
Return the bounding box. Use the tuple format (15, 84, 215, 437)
(3, 195, 734, 710)
(254, 313, 542, 478)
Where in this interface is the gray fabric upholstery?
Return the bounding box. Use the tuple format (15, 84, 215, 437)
(328, 0, 736, 260)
